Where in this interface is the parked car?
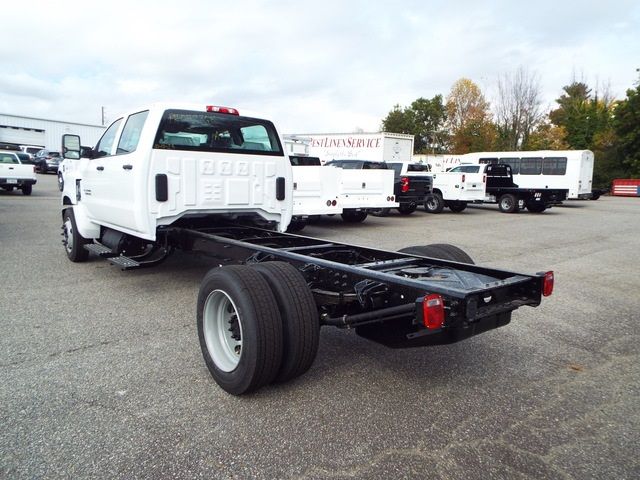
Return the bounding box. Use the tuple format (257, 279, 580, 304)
(34, 149, 62, 173)
(16, 152, 35, 165)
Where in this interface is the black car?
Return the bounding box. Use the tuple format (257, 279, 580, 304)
(33, 149, 61, 173)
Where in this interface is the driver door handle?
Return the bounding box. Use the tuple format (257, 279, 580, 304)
(96, 166, 104, 171)
(122, 164, 133, 170)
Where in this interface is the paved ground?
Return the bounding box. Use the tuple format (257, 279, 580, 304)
(1, 174, 638, 479)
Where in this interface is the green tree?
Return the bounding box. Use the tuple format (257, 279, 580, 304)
(381, 96, 447, 153)
(613, 77, 640, 177)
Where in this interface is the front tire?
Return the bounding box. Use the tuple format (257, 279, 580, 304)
(525, 202, 546, 213)
(197, 265, 283, 395)
(399, 243, 474, 264)
(424, 193, 444, 214)
(397, 203, 417, 215)
(341, 209, 368, 223)
(447, 201, 467, 213)
(498, 194, 519, 213)
(62, 209, 89, 262)
(252, 262, 319, 383)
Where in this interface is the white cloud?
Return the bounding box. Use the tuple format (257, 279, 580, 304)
(1, 0, 639, 132)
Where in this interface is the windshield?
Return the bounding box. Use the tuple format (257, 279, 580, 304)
(154, 109, 284, 156)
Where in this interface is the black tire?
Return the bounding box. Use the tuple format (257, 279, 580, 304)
(369, 208, 391, 217)
(447, 201, 467, 213)
(341, 209, 368, 223)
(21, 184, 32, 196)
(399, 243, 474, 264)
(252, 262, 319, 383)
(498, 194, 519, 213)
(58, 173, 64, 192)
(286, 218, 306, 233)
(590, 193, 600, 201)
(525, 202, 546, 213)
(62, 209, 89, 262)
(397, 203, 417, 215)
(197, 265, 283, 395)
(3, 186, 14, 192)
(424, 193, 444, 214)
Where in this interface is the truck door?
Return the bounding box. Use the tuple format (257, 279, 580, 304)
(82, 111, 148, 233)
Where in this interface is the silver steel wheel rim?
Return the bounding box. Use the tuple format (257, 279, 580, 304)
(501, 198, 513, 209)
(427, 198, 438, 210)
(63, 218, 73, 253)
(203, 290, 243, 372)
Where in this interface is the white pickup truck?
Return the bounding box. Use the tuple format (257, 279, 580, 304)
(58, 103, 554, 395)
(0, 149, 37, 195)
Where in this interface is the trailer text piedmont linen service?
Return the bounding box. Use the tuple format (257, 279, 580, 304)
(59, 103, 554, 395)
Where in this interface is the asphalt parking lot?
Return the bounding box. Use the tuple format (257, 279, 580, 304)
(1, 174, 639, 479)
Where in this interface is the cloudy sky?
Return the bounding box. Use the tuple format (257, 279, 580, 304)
(2, 0, 639, 133)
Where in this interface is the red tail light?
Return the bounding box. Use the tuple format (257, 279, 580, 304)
(206, 106, 239, 115)
(401, 176, 410, 192)
(332, 200, 337, 206)
(483, 175, 486, 183)
(542, 271, 554, 297)
(461, 174, 466, 183)
(423, 294, 445, 329)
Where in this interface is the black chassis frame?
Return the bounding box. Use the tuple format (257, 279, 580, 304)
(163, 224, 546, 348)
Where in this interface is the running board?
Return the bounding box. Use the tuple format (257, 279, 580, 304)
(107, 255, 141, 270)
(84, 243, 118, 258)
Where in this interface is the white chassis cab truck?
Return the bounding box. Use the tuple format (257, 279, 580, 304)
(60, 103, 554, 395)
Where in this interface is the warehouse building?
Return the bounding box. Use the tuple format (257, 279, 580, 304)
(0, 113, 105, 152)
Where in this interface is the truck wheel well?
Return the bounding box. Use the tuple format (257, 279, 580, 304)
(432, 188, 442, 196)
(63, 196, 73, 206)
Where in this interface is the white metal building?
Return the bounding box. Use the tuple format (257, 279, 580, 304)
(0, 113, 105, 151)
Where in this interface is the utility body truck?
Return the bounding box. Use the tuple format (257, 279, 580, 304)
(0, 149, 37, 195)
(59, 103, 554, 395)
(283, 138, 397, 229)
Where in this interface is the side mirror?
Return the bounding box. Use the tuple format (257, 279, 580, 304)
(62, 134, 81, 160)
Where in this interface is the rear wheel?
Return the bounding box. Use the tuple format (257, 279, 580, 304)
(62, 209, 89, 262)
(3, 186, 14, 192)
(498, 194, 518, 213)
(447, 201, 467, 213)
(424, 193, 444, 214)
(21, 184, 32, 195)
(399, 243, 474, 264)
(397, 203, 417, 215)
(341, 209, 368, 223)
(370, 208, 391, 217)
(197, 265, 283, 395)
(252, 262, 319, 383)
(590, 193, 601, 200)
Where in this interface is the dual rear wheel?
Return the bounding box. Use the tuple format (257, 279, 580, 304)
(197, 262, 319, 395)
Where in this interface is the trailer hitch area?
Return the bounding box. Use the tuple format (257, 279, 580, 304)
(354, 279, 389, 308)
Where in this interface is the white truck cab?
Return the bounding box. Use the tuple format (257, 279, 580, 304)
(61, 103, 294, 242)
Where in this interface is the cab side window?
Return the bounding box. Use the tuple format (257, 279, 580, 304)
(117, 111, 149, 154)
(95, 118, 123, 158)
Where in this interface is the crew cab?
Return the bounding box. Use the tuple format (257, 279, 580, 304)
(59, 103, 554, 395)
(0, 149, 37, 195)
